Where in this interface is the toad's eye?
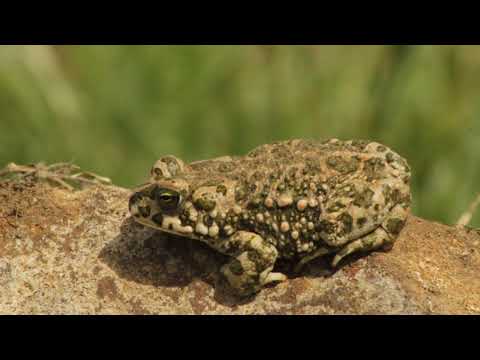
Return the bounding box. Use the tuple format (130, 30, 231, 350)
(153, 188, 180, 211)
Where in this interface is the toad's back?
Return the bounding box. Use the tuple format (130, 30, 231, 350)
(181, 139, 411, 259)
(187, 139, 407, 182)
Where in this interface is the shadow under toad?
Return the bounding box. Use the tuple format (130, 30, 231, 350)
(99, 217, 367, 307)
(98, 217, 258, 306)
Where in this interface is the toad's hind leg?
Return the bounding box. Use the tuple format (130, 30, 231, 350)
(294, 246, 335, 273)
(218, 231, 287, 296)
(331, 204, 408, 267)
(331, 227, 391, 267)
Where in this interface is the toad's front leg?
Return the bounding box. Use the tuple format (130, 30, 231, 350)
(217, 231, 287, 296)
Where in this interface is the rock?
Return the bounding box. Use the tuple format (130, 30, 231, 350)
(1, 180, 479, 314)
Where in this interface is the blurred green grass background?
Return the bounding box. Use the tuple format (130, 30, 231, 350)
(1, 45, 479, 227)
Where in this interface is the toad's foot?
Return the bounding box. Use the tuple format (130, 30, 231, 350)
(218, 231, 286, 297)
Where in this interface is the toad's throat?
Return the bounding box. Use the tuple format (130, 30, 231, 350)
(161, 215, 194, 234)
(134, 212, 197, 237)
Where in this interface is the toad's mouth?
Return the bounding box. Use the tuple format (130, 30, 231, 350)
(130, 204, 195, 237)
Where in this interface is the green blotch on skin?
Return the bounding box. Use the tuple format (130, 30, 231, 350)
(402, 193, 412, 208)
(350, 140, 369, 150)
(247, 196, 263, 209)
(386, 218, 405, 235)
(305, 158, 322, 173)
(326, 155, 360, 174)
(386, 152, 395, 163)
(218, 162, 236, 173)
(235, 183, 248, 202)
(229, 259, 245, 276)
(337, 212, 353, 235)
(391, 189, 402, 204)
(364, 157, 386, 181)
(318, 220, 335, 234)
(247, 250, 268, 273)
(383, 186, 409, 208)
(216, 184, 227, 196)
(357, 217, 367, 227)
(327, 201, 347, 213)
(270, 144, 291, 158)
(194, 197, 216, 211)
(382, 184, 392, 203)
(397, 157, 410, 172)
(353, 188, 375, 208)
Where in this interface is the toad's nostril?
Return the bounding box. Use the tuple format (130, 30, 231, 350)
(138, 205, 151, 217)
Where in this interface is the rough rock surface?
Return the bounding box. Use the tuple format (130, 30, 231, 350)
(1, 180, 479, 314)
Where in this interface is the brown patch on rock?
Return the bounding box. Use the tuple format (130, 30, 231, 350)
(342, 260, 363, 279)
(160, 288, 182, 304)
(128, 298, 151, 315)
(97, 276, 120, 301)
(92, 265, 102, 275)
(189, 280, 214, 314)
(63, 222, 87, 255)
(275, 277, 311, 306)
